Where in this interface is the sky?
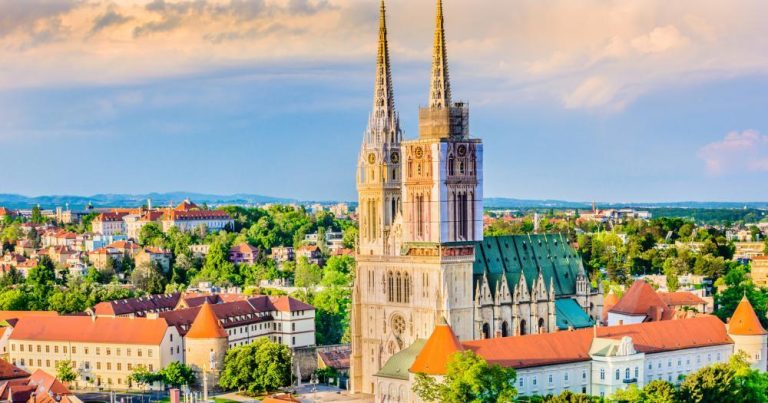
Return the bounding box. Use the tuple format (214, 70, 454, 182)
(0, 0, 767, 202)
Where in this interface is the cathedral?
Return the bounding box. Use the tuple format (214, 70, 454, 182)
(350, 0, 604, 395)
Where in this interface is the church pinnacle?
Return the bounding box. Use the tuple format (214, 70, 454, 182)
(429, 0, 451, 109)
(369, 0, 398, 137)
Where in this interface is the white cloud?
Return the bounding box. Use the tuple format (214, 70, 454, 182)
(697, 130, 768, 175)
(631, 25, 689, 54)
(562, 77, 619, 109)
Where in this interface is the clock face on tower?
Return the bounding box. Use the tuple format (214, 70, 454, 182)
(457, 144, 467, 157)
(414, 147, 424, 159)
(368, 153, 376, 165)
(390, 151, 400, 164)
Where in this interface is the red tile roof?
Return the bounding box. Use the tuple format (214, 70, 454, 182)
(174, 200, 200, 211)
(459, 316, 731, 371)
(93, 293, 181, 317)
(10, 316, 170, 345)
(410, 318, 463, 375)
(94, 212, 128, 222)
(229, 243, 259, 255)
(728, 296, 767, 336)
(658, 291, 707, 307)
(269, 296, 314, 312)
(0, 360, 28, 381)
(602, 290, 619, 323)
(609, 280, 674, 321)
(318, 347, 351, 371)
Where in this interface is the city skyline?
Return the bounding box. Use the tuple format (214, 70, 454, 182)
(1, 0, 767, 202)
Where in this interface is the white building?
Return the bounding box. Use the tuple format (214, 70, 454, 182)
(375, 296, 767, 402)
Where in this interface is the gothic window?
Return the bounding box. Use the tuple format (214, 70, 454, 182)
(448, 155, 455, 176)
(501, 321, 509, 337)
(482, 323, 490, 339)
(625, 368, 630, 379)
(520, 319, 527, 336)
(387, 272, 394, 303)
(417, 163, 422, 176)
(396, 272, 402, 303)
(538, 317, 545, 333)
(459, 160, 465, 175)
(404, 273, 411, 303)
(416, 195, 425, 238)
(391, 198, 396, 222)
(391, 315, 406, 336)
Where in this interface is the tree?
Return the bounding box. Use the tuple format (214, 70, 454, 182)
(609, 384, 642, 402)
(664, 264, 680, 292)
(130, 366, 162, 389)
(159, 362, 195, 388)
(544, 390, 598, 402)
(642, 380, 677, 403)
(412, 351, 517, 403)
(219, 338, 292, 395)
(679, 362, 740, 402)
(196, 238, 238, 286)
(31, 206, 44, 224)
(294, 257, 322, 288)
(714, 267, 768, 328)
(131, 262, 166, 294)
(139, 223, 165, 247)
(56, 360, 77, 383)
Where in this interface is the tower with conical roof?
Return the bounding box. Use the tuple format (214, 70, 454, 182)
(727, 295, 768, 370)
(184, 301, 228, 385)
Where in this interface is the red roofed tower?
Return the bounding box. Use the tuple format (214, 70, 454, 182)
(728, 295, 768, 370)
(185, 301, 228, 385)
(410, 317, 464, 375)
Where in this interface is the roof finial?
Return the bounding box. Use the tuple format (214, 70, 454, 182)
(429, 0, 451, 108)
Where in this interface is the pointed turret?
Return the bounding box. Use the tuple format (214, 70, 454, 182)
(410, 317, 463, 375)
(429, 0, 451, 108)
(187, 300, 227, 339)
(729, 295, 767, 336)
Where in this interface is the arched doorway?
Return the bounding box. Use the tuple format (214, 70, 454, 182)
(520, 320, 527, 336)
(482, 323, 491, 339)
(538, 317, 545, 333)
(501, 321, 509, 337)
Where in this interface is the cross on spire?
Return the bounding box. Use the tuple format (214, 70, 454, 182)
(372, 0, 395, 125)
(429, 0, 451, 108)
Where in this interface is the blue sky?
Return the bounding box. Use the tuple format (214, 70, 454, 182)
(0, 0, 767, 202)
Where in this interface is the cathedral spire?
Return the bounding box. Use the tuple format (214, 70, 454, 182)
(372, 0, 396, 126)
(429, 0, 451, 108)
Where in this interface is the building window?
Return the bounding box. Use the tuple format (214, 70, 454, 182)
(564, 372, 569, 382)
(648, 363, 652, 370)
(615, 369, 620, 380)
(625, 368, 630, 379)
(532, 376, 537, 386)
(635, 367, 639, 378)
(582, 370, 587, 380)
(600, 369, 605, 380)
(519, 377, 524, 387)
(548, 374, 553, 384)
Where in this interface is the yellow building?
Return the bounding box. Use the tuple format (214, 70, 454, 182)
(8, 315, 183, 390)
(750, 256, 768, 287)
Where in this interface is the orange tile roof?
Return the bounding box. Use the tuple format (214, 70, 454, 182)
(186, 301, 227, 339)
(461, 316, 732, 370)
(410, 318, 463, 375)
(602, 290, 619, 323)
(610, 280, 674, 321)
(10, 316, 170, 344)
(728, 296, 767, 336)
(174, 200, 200, 211)
(659, 291, 707, 307)
(269, 296, 314, 312)
(0, 311, 58, 323)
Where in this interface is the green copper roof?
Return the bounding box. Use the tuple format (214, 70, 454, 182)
(473, 234, 583, 297)
(375, 339, 426, 380)
(555, 298, 595, 330)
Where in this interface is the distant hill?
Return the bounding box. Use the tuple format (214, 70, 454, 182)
(0, 192, 298, 210)
(1, 193, 766, 211)
(484, 198, 768, 210)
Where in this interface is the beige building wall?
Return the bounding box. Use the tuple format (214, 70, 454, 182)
(8, 328, 183, 390)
